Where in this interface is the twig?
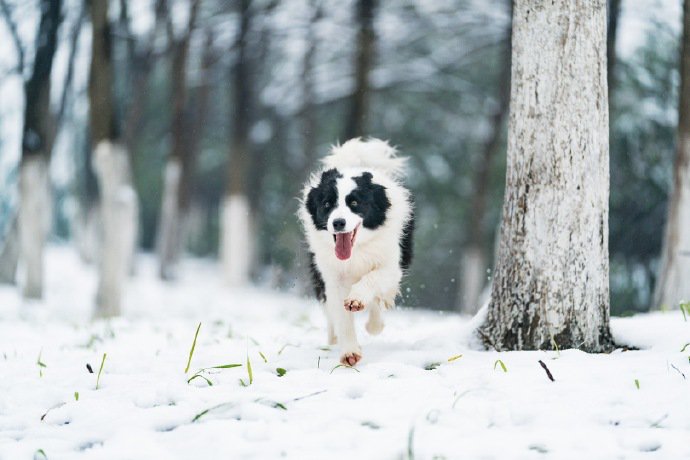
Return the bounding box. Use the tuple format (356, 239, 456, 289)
(538, 360, 555, 382)
(670, 363, 686, 380)
(0, 0, 25, 73)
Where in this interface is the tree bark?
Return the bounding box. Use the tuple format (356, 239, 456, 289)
(18, 0, 62, 299)
(654, 0, 690, 310)
(477, 0, 615, 352)
(89, 0, 138, 317)
(343, 0, 376, 140)
(222, 0, 254, 286)
(157, 0, 201, 280)
(458, 3, 512, 315)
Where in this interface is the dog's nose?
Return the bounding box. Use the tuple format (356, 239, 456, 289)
(333, 218, 346, 232)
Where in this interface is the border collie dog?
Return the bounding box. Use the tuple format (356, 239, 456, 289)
(299, 138, 414, 366)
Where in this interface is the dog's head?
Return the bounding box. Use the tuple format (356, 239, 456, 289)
(305, 168, 391, 261)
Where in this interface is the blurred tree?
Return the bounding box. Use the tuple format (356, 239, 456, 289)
(607, 0, 621, 92)
(654, 0, 690, 310)
(157, 0, 202, 280)
(458, 0, 512, 314)
(0, 0, 63, 298)
(88, 0, 138, 317)
(221, 0, 254, 286)
(478, 0, 614, 351)
(343, 0, 376, 139)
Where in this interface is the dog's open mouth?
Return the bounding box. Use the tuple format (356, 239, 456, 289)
(333, 224, 359, 261)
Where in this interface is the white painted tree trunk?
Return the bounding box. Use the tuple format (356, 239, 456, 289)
(220, 194, 253, 286)
(478, 0, 614, 352)
(157, 159, 184, 280)
(93, 142, 138, 317)
(0, 215, 20, 284)
(74, 204, 100, 265)
(653, 0, 690, 310)
(459, 246, 486, 315)
(18, 156, 51, 299)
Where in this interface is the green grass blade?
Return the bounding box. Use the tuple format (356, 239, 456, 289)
(210, 364, 242, 369)
(259, 351, 268, 363)
(276, 367, 287, 377)
(246, 353, 253, 385)
(74, 392, 79, 401)
(96, 353, 107, 390)
(188, 373, 214, 386)
(634, 379, 640, 389)
(447, 354, 463, 362)
(330, 364, 360, 374)
(494, 359, 507, 373)
(185, 323, 202, 374)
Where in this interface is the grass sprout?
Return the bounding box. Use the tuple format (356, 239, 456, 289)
(276, 368, 287, 377)
(634, 379, 640, 389)
(330, 364, 360, 374)
(96, 353, 107, 389)
(447, 354, 463, 362)
(187, 364, 242, 386)
(36, 350, 47, 377)
(185, 323, 202, 373)
(494, 359, 508, 373)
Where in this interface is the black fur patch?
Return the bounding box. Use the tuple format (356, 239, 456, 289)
(346, 172, 391, 229)
(400, 211, 414, 271)
(308, 251, 326, 303)
(306, 169, 342, 230)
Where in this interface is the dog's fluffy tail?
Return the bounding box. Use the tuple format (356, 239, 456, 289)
(323, 138, 407, 179)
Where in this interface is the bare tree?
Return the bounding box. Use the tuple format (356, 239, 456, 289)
(477, 0, 615, 352)
(0, 0, 63, 298)
(343, 0, 376, 140)
(458, 3, 512, 315)
(157, 0, 201, 280)
(221, 0, 254, 286)
(88, 0, 138, 317)
(654, 0, 690, 310)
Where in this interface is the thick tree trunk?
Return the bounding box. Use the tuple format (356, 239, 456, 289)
(18, 0, 62, 299)
(458, 4, 512, 315)
(0, 215, 19, 284)
(477, 0, 614, 352)
(654, 0, 690, 310)
(157, 0, 200, 280)
(222, 0, 253, 286)
(89, 0, 138, 317)
(343, 0, 376, 140)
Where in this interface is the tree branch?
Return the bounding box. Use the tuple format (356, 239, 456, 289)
(0, 0, 25, 73)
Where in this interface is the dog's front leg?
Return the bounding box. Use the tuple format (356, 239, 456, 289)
(345, 265, 402, 313)
(326, 284, 361, 366)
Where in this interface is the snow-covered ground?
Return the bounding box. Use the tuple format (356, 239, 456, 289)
(0, 247, 689, 460)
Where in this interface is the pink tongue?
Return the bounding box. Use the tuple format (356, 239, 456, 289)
(335, 232, 353, 260)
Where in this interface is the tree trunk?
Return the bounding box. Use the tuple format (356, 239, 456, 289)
(343, 0, 376, 140)
(89, 0, 138, 317)
(458, 2, 512, 315)
(606, 0, 621, 93)
(477, 0, 614, 352)
(0, 215, 19, 284)
(222, 0, 253, 286)
(654, 0, 690, 310)
(18, 0, 62, 299)
(157, 0, 200, 280)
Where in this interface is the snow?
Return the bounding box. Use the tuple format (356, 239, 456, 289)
(0, 247, 689, 459)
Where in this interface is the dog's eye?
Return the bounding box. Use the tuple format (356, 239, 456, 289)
(323, 202, 331, 209)
(350, 200, 358, 207)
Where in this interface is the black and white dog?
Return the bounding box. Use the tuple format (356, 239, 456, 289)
(299, 138, 414, 366)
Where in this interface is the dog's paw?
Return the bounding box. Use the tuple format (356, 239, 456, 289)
(344, 299, 365, 312)
(365, 316, 385, 335)
(340, 351, 362, 366)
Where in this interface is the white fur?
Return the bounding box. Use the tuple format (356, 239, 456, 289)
(299, 138, 412, 365)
